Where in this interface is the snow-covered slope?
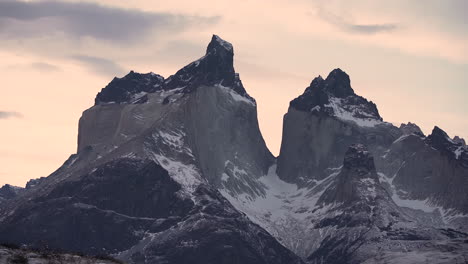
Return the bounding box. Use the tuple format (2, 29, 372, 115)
(223, 145, 468, 263)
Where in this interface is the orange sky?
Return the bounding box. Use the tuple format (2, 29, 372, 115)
(1, 0, 467, 187)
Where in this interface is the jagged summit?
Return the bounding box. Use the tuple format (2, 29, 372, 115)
(207, 34, 234, 53)
(95, 71, 165, 105)
(290, 68, 382, 125)
(164, 34, 251, 99)
(303, 68, 354, 99)
(426, 126, 468, 163)
(453, 136, 466, 146)
(94, 35, 252, 106)
(426, 126, 455, 151)
(0, 184, 23, 201)
(399, 122, 424, 136)
(317, 144, 383, 206)
(323, 68, 354, 98)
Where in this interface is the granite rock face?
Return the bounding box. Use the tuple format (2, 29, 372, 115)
(307, 145, 468, 264)
(381, 126, 468, 215)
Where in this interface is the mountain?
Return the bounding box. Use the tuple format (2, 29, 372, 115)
(1, 35, 467, 264)
(277, 69, 401, 184)
(0, 35, 300, 264)
(307, 144, 468, 264)
(223, 68, 468, 262)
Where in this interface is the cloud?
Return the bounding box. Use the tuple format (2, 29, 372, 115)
(316, 7, 399, 35)
(346, 23, 397, 34)
(30, 62, 61, 72)
(71, 55, 127, 78)
(0, 1, 220, 44)
(0, 111, 22, 119)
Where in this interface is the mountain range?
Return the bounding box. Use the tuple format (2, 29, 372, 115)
(1, 35, 467, 264)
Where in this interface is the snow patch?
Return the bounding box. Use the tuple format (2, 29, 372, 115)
(216, 83, 256, 106)
(325, 97, 381, 127)
(149, 153, 202, 199)
(454, 146, 464, 159)
(219, 164, 338, 257)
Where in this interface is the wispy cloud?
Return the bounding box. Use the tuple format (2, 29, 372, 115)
(317, 7, 399, 35)
(346, 23, 397, 34)
(0, 111, 22, 119)
(0, 1, 220, 44)
(30, 62, 61, 72)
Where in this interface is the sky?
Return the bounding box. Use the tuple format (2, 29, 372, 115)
(0, 0, 467, 187)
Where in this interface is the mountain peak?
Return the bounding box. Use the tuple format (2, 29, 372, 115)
(399, 122, 424, 136)
(164, 34, 250, 99)
(426, 126, 452, 148)
(317, 144, 381, 206)
(207, 34, 233, 54)
(324, 68, 354, 98)
(425, 126, 468, 162)
(289, 68, 381, 125)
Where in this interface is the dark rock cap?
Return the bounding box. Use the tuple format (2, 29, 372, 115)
(163, 34, 251, 99)
(95, 71, 165, 105)
(324, 68, 354, 98)
(94, 35, 252, 106)
(0, 184, 23, 200)
(426, 126, 457, 155)
(289, 68, 381, 120)
(343, 144, 377, 176)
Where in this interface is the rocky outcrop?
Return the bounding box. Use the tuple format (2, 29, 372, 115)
(317, 144, 383, 205)
(0, 184, 23, 202)
(399, 122, 424, 136)
(95, 71, 165, 105)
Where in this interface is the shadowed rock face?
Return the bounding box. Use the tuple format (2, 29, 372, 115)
(308, 144, 468, 264)
(0, 159, 192, 254)
(0, 185, 23, 201)
(381, 127, 468, 213)
(318, 144, 386, 206)
(0, 159, 303, 264)
(95, 72, 165, 105)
